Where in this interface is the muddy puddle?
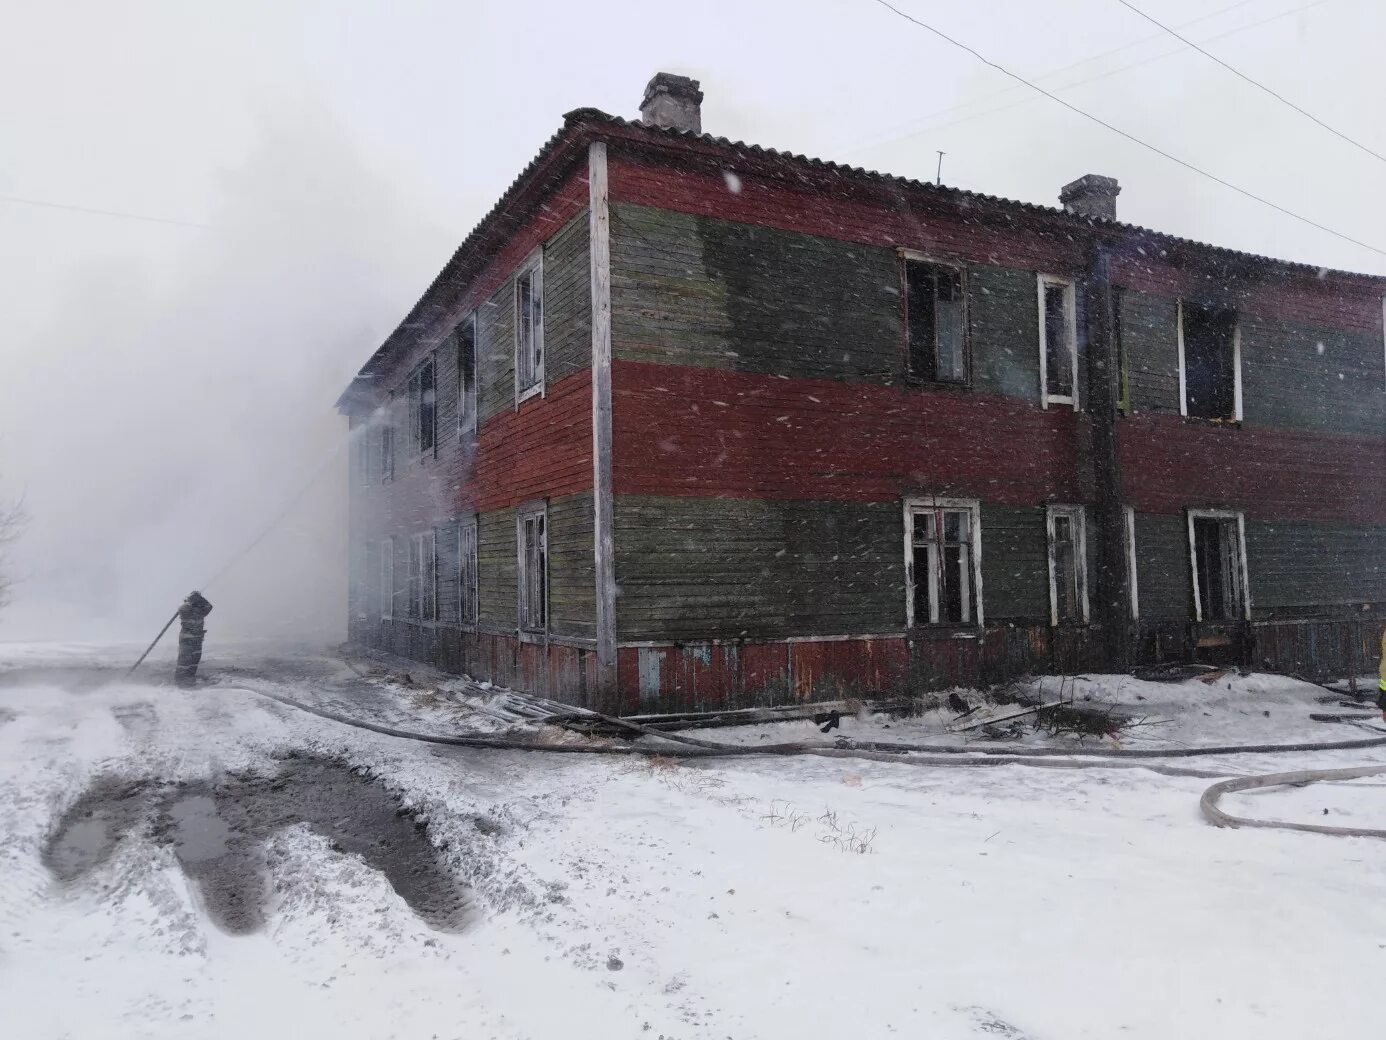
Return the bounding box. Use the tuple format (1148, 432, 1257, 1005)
(43, 754, 469, 934)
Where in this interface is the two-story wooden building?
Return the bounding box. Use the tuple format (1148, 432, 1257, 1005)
(339, 73, 1385, 713)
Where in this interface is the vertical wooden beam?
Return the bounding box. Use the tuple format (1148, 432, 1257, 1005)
(589, 141, 617, 667)
(1083, 246, 1133, 671)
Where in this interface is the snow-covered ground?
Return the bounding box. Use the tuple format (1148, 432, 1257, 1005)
(2, 641, 1384, 1039)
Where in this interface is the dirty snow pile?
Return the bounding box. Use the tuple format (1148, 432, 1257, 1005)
(1, 642, 1385, 1040)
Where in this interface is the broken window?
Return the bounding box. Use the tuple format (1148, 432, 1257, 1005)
(517, 504, 547, 633)
(904, 258, 967, 383)
(1189, 511, 1247, 622)
(515, 255, 544, 399)
(905, 499, 981, 626)
(1038, 275, 1077, 407)
(1180, 302, 1239, 420)
(458, 518, 478, 625)
(406, 531, 437, 622)
(457, 311, 478, 435)
(407, 355, 436, 455)
(380, 537, 395, 620)
(1046, 505, 1088, 626)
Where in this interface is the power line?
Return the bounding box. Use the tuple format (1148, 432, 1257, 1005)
(0, 192, 211, 230)
(839, 0, 1335, 157)
(865, 0, 1386, 259)
(1113, 0, 1386, 165)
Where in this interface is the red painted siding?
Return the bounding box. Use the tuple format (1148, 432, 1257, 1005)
(612, 359, 1081, 504)
(1121, 413, 1385, 523)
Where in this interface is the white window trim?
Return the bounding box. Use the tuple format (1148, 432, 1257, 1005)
(380, 538, 395, 620)
(409, 531, 437, 622)
(458, 311, 478, 437)
(516, 501, 549, 636)
(1124, 506, 1140, 621)
(1044, 504, 1090, 627)
(458, 517, 478, 627)
(1177, 300, 1243, 421)
(1037, 274, 1079, 410)
(1186, 508, 1252, 623)
(514, 251, 545, 406)
(902, 497, 985, 628)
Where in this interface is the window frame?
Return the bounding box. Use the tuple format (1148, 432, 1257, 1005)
(457, 310, 478, 437)
(514, 251, 545, 405)
(1124, 505, 1140, 621)
(900, 250, 970, 387)
(1037, 274, 1079, 410)
(406, 354, 437, 457)
(516, 501, 549, 637)
(379, 396, 396, 483)
(1185, 508, 1251, 623)
(380, 537, 395, 620)
(902, 497, 984, 629)
(1177, 300, 1243, 422)
(1045, 504, 1090, 627)
(458, 516, 478, 627)
(407, 530, 437, 622)
(1113, 285, 1131, 414)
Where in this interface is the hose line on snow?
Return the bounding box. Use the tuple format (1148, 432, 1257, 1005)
(1200, 766, 1386, 840)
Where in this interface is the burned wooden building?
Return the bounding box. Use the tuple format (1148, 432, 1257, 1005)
(339, 73, 1385, 711)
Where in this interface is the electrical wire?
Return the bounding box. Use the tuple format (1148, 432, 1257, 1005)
(1113, 0, 1386, 165)
(0, 192, 211, 230)
(865, 0, 1386, 259)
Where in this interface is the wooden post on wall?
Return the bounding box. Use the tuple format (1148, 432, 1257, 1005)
(1083, 246, 1133, 671)
(589, 141, 617, 669)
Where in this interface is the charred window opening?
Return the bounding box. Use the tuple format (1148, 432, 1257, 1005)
(1113, 285, 1130, 413)
(518, 505, 548, 633)
(906, 500, 981, 626)
(1181, 303, 1238, 420)
(904, 259, 967, 384)
(515, 255, 544, 399)
(458, 519, 478, 626)
(1046, 505, 1088, 626)
(1190, 512, 1247, 622)
(457, 312, 478, 435)
(1038, 275, 1077, 407)
(407, 356, 437, 455)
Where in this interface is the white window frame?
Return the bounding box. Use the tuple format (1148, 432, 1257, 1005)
(1037, 274, 1079, 410)
(1124, 505, 1140, 621)
(458, 311, 478, 436)
(1045, 504, 1090, 627)
(903, 497, 984, 628)
(380, 537, 395, 620)
(514, 251, 545, 405)
(408, 531, 437, 622)
(1186, 508, 1251, 623)
(1177, 300, 1243, 421)
(517, 501, 549, 636)
(458, 517, 478, 626)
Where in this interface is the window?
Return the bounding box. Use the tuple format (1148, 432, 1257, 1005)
(407, 531, 437, 622)
(458, 518, 478, 625)
(407, 356, 437, 455)
(515, 254, 544, 400)
(379, 418, 395, 483)
(361, 542, 379, 619)
(1188, 510, 1249, 622)
(904, 498, 983, 627)
(517, 503, 548, 633)
(380, 538, 395, 620)
(1038, 275, 1078, 408)
(1114, 286, 1130, 414)
(1179, 302, 1240, 421)
(1046, 505, 1089, 626)
(1124, 506, 1139, 621)
(457, 312, 478, 435)
(903, 257, 967, 383)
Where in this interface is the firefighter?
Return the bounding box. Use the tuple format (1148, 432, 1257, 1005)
(174, 591, 213, 688)
(1378, 628, 1386, 722)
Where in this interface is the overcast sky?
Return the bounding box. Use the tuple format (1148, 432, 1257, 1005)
(0, 0, 1380, 642)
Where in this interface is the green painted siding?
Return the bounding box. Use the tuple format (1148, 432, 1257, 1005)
(970, 267, 1042, 403)
(1133, 512, 1190, 621)
(477, 506, 517, 629)
(979, 504, 1049, 622)
(548, 491, 596, 641)
(1120, 290, 1181, 414)
(1247, 520, 1386, 615)
(1239, 315, 1385, 436)
(614, 495, 903, 641)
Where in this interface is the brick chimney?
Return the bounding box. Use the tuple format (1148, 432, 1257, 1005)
(640, 72, 704, 134)
(1060, 174, 1121, 221)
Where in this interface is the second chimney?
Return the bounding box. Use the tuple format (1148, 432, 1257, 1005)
(640, 72, 703, 134)
(1060, 174, 1121, 221)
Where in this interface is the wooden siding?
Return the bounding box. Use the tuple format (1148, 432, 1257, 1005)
(1133, 512, 1191, 621)
(1121, 414, 1384, 524)
(477, 506, 517, 630)
(970, 265, 1046, 402)
(1246, 520, 1386, 615)
(980, 505, 1051, 623)
(1120, 289, 1181, 414)
(470, 368, 592, 513)
(614, 495, 902, 642)
(542, 210, 592, 385)
(611, 359, 1080, 504)
(548, 491, 597, 641)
